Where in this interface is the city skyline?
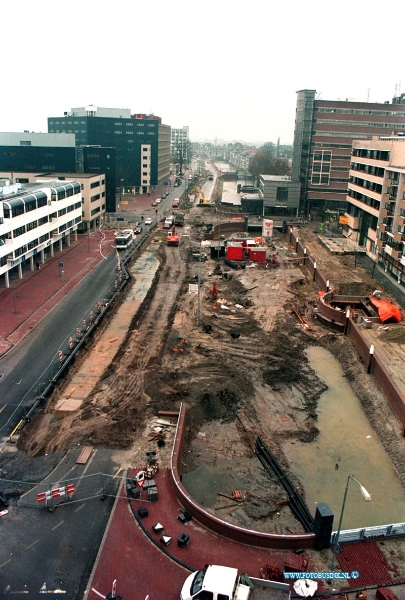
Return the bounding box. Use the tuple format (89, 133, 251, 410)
(1, 0, 403, 145)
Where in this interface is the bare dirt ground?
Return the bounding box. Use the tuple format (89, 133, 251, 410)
(5, 209, 405, 580)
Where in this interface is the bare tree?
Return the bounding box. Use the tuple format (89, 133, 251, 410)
(249, 144, 290, 184)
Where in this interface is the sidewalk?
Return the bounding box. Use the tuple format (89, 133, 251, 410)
(0, 230, 116, 357)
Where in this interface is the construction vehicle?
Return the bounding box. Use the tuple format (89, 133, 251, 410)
(174, 212, 185, 226)
(167, 225, 179, 247)
(189, 186, 210, 205)
(180, 564, 290, 600)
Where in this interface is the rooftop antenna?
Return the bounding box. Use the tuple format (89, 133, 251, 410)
(367, 88, 370, 102)
(316, 92, 322, 100)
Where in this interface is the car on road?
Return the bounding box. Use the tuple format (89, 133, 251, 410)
(162, 192, 168, 199)
(155, 198, 161, 204)
(144, 218, 152, 226)
(151, 200, 158, 206)
(134, 225, 143, 234)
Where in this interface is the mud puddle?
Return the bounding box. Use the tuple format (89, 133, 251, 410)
(284, 346, 405, 529)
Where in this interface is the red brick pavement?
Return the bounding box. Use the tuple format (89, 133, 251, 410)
(88, 469, 312, 600)
(338, 541, 405, 588)
(87, 470, 405, 599)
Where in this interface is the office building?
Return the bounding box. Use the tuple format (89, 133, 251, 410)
(0, 171, 106, 231)
(258, 175, 300, 216)
(48, 106, 171, 194)
(0, 132, 116, 213)
(292, 90, 405, 217)
(345, 136, 405, 286)
(0, 178, 82, 286)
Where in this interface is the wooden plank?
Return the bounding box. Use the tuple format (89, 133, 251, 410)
(76, 446, 94, 465)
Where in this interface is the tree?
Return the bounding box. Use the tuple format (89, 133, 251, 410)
(249, 144, 290, 184)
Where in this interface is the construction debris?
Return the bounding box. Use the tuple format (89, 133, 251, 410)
(292, 304, 312, 330)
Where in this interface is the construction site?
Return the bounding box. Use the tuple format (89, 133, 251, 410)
(8, 185, 402, 540)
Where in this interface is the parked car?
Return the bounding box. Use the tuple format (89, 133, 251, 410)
(144, 218, 152, 226)
(155, 198, 161, 204)
(151, 200, 158, 206)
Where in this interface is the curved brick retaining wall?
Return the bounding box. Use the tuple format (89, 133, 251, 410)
(170, 403, 316, 550)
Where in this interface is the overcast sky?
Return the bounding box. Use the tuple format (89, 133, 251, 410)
(2, 0, 404, 146)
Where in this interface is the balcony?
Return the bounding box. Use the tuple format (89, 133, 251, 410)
(380, 206, 395, 218)
(384, 245, 401, 260)
(393, 231, 405, 243)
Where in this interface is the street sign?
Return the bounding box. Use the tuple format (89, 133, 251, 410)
(59, 262, 64, 268)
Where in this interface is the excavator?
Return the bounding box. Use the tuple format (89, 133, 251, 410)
(167, 224, 180, 247)
(189, 186, 210, 205)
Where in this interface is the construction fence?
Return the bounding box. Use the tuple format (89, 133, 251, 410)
(0, 472, 121, 511)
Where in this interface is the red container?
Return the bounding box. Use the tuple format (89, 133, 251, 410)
(248, 247, 267, 262)
(227, 242, 243, 261)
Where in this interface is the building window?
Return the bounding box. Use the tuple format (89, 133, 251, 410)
(276, 187, 288, 201)
(311, 149, 331, 185)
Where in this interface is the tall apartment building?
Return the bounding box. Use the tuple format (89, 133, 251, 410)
(171, 126, 190, 167)
(48, 106, 171, 194)
(345, 136, 405, 287)
(0, 132, 116, 213)
(292, 90, 405, 217)
(0, 178, 82, 286)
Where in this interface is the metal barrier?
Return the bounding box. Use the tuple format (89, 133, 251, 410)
(332, 522, 405, 544)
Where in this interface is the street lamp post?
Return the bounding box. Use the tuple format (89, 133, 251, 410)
(330, 475, 371, 573)
(120, 179, 124, 203)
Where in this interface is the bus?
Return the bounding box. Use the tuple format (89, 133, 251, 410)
(115, 231, 134, 250)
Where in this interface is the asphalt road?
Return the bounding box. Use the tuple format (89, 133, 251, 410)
(0, 250, 120, 436)
(0, 447, 120, 599)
